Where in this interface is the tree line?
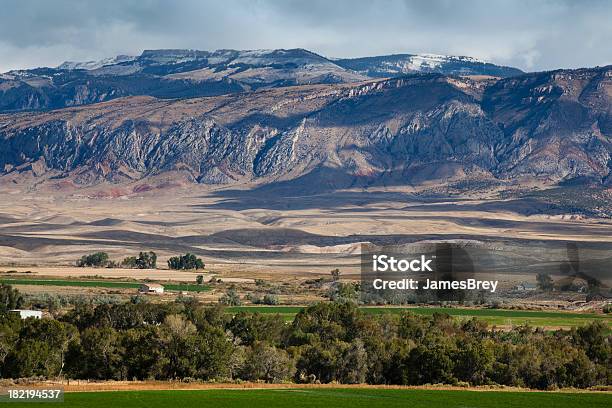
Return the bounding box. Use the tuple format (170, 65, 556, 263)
(76, 251, 204, 270)
(0, 287, 609, 389)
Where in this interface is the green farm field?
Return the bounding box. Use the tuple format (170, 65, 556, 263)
(0, 278, 210, 292)
(5, 389, 611, 408)
(1, 277, 609, 328)
(226, 306, 612, 328)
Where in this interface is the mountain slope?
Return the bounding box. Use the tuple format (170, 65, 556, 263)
(0, 49, 523, 114)
(0, 66, 610, 192)
(0, 49, 367, 113)
(335, 53, 523, 78)
(483, 67, 612, 182)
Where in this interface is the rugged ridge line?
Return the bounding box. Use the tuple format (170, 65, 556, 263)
(0, 66, 610, 191)
(0, 48, 522, 113)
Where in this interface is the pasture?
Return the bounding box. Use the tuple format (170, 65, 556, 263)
(226, 306, 612, 328)
(0, 278, 210, 292)
(5, 388, 611, 408)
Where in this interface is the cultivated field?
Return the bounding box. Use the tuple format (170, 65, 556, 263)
(0, 278, 210, 292)
(1, 275, 609, 329)
(226, 306, 612, 328)
(4, 388, 611, 408)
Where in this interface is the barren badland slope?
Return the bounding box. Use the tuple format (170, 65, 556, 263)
(0, 66, 610, 192)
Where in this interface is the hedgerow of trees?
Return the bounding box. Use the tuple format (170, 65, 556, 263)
(168, 253, 204, 270)
(0, 286, 609, 389)
(76, 252, 110, 267)
(121, 251, 157, 269)
(77, 251, 158, 269)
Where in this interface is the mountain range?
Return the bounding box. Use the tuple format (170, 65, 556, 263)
(0, 49, 521, 113)
(0, 48, 610, 195)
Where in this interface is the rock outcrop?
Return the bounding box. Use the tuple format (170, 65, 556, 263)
(0, 66, 610, 191)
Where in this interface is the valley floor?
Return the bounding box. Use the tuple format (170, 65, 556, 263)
(1, 184, 611, 280)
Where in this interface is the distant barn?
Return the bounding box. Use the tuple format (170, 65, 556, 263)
(139, 283, 164, 294)
(514, 282, 537, 291)
(10, 309, 43, 319)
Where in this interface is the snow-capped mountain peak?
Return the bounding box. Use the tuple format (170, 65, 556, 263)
(58, 55, 136, 70)
(334, 53, 521, 78)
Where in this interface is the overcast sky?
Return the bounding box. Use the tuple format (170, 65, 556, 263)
(1, 0, 610, 73)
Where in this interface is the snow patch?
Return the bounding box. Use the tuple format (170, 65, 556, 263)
(58, 55, 136, 70)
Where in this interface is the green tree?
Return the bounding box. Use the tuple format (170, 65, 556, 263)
(240, 342, 294, 383)
(4, 319, 77, 378)
(454, 338, 494, 385)
(136, 251, 157, 269)
(228, 312, 285, 346)
(168, 253, 205, 270)
(121, 256, 137, 268)
(195, 325, 235, 380)
(77, 252, 109, 267)
(121, 327, 163, 380)
(337, 338, 368, 383)
(295, 343, 337, 383)
(66, 326, 123, 380)
(329, 282, 359, 302)
(536, 272, 554, 291)
(262, 294, 279, 305)
(290, 302, 362, 345)
(158, 314, 199, 379)
(572, 321, 609, 363)
(219, 288, 241, 306)
(405, 338, 456, 385)
(0, 284, 24, 312)
(0, 312, 21, 374)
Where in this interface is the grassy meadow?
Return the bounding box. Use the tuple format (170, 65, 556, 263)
(0, 278, 210, 292)
(5, 388, 611, 408)
(226, 306, 611, 328)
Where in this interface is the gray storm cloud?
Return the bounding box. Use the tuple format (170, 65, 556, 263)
(0, 0, 610, 72)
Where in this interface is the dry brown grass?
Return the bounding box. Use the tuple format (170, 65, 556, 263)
(1, 182, 612, 283)
(9, 380, 609, 394)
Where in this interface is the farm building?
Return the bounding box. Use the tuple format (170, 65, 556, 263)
(139, 283, 164, 294)
(10, 309, 43, 319)
(514, 282, 537, 291)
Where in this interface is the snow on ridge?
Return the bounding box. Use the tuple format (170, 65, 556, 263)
(58, 55, 136, 70)
(374, 53, 490, 74)
(411, 54, 488, 68)
(229, 49, 328, 66)
(415, 53, 487, 64)
(53, 49, 492, 75)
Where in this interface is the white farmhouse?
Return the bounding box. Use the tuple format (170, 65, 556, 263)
(10, 309, 43, 319)
(514, 282, 537, 291)
(138, 283, 165, 294)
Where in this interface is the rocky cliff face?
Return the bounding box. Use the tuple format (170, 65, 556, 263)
(0, 66, 610, 192)
(483, 67, 612, 182)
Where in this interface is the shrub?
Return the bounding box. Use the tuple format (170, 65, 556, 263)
(219, 288, 241, 306)
(536, 272, 554, 291)
(262, 294, 279, 305)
